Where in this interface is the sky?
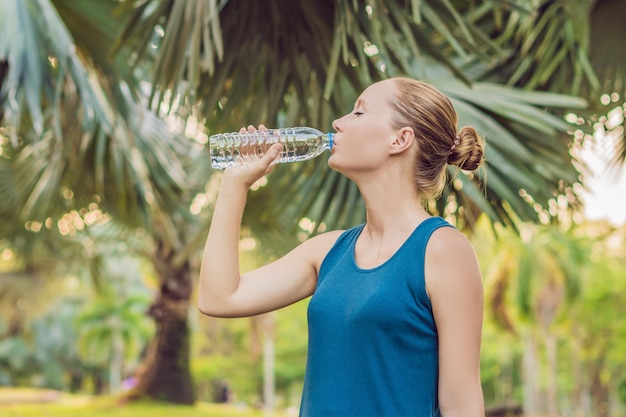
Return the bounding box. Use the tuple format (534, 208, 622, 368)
(579, 148, 626, 226)
(573, 97, 626, 227)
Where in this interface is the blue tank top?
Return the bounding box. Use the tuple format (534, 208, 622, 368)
(300, 217, 451, 417)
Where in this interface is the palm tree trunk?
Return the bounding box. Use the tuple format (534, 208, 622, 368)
(522, 331, 541, 416)
(262, 315, 276, 412)
(589, 358, 610, 417)
(143, 294, 195, 404)
(0, 60, 7, 123)
(572, 336, 591, 417)
(127, 241, 196, 404)
(545, 332, 559, 416)
(609, 381, 624, 417)
(110, 329, 124, 394)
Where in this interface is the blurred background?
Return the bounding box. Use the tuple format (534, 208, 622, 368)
(0, 1, 625, 416)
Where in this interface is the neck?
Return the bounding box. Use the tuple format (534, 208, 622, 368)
(354, 169, 430, 235)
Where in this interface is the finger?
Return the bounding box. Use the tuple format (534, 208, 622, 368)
(263, 143, 283, 163)
(266, 142, 283, 157)
(264, 164, 276, 176)
(258, 124, 268, 131)
(263, 147, 282, 174)
(239, 126, 246, 133)
(247, 125, 256, 133)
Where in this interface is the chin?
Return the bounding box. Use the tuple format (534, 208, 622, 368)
(327, 158, 350, 178)
(327, 155, 340, 171)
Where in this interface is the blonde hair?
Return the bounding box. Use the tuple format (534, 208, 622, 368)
(389, 77, 484, 199)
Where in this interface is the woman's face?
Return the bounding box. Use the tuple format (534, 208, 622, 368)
(329, 80, 399, 173)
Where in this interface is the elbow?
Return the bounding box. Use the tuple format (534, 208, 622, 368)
(197, 291, 220, 317)
(197, 301, 215, 317)
(196, 279, 229, 317)
(438, 385, 485, 417)
(197, 294, 240, 318)
(197, 296, 225, 318)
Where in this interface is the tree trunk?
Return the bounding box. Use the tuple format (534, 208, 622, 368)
(522, 331, 541, 416)
(609, 383, 619, 417)
(0, 60, 7, 124)
(571, 336, 591, 417)
(144, 296, 195, 403)
(262, 315, 276, 412)
(110, 329, 124, 394)
(545, 332, 559, 417)
(589, 359, 610, 417)
(127, 242, 196, 404)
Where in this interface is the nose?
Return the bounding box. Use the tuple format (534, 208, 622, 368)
(332, 117, 342, 132)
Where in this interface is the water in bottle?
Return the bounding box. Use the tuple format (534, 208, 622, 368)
(209, 127, 334, 169)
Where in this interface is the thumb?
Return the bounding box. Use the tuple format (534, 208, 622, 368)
(265, 142, 283, 162)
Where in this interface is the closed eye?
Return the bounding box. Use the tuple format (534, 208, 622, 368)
(353, 112, 363, 116)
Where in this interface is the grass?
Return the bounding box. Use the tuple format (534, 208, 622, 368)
(0, 388, 294, 417)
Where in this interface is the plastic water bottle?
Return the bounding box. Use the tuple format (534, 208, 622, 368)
(209, 127, 334, 169)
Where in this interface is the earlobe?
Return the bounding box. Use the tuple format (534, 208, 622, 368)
(390, 128, 415, 155)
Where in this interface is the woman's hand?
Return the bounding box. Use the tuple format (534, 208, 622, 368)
(222, 124, 284, 189)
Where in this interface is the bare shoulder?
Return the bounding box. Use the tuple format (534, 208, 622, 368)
(425, 225, 483, 297)
(296, 229, 345, 269)
(307, 229, 345, 246)
(427, 225, 475, 260)
(302, 229, 345, 252)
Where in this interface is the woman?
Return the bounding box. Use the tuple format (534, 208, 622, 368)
(198, 77, 485, 417)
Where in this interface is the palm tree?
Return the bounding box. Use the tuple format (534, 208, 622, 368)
(483, 221, 591, 416)
(572, 256, 626, 417)
(2, 0, 625, 404)
(1, 0, 202, 403)
(76, 289, 153, 394)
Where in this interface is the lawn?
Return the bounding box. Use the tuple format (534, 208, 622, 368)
(0, 388, 293, 417)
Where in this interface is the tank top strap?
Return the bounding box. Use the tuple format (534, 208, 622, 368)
(413, 217, 453, 247)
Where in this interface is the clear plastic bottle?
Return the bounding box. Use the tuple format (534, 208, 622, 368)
(209, 127, 334, 169)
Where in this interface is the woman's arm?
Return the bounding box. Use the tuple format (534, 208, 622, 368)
(426, 227, 485, 417)
(198, 125, 340, 318)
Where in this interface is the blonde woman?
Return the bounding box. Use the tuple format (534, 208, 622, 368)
(199, 77, 486, 417)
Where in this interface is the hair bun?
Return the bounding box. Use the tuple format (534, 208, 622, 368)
(447, 126, 484, 171)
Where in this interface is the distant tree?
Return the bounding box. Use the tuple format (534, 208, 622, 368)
(484, 221, 593, 415)
(568, 224, 626, 417)
(75, 285, 153, 394)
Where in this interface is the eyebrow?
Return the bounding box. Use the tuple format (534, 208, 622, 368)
(355, 98, 367, 109)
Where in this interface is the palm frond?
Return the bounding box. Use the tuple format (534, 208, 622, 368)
(589, 0, 626, 97)
(588, 0, 626, 167)
(0, 0, 195, 246)
(482, 0, 600, 96)
(115, 0, 513, 123)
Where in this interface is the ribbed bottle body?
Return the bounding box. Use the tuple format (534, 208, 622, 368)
(210, 127, 333, 169)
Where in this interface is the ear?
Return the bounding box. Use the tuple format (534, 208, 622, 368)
(389, 127, 415, 155)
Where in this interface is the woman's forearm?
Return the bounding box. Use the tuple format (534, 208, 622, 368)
(197, 138, 283, 316)
(197, 176, 249, 314)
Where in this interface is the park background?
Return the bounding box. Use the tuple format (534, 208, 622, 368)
(0, 1, 625, 416)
